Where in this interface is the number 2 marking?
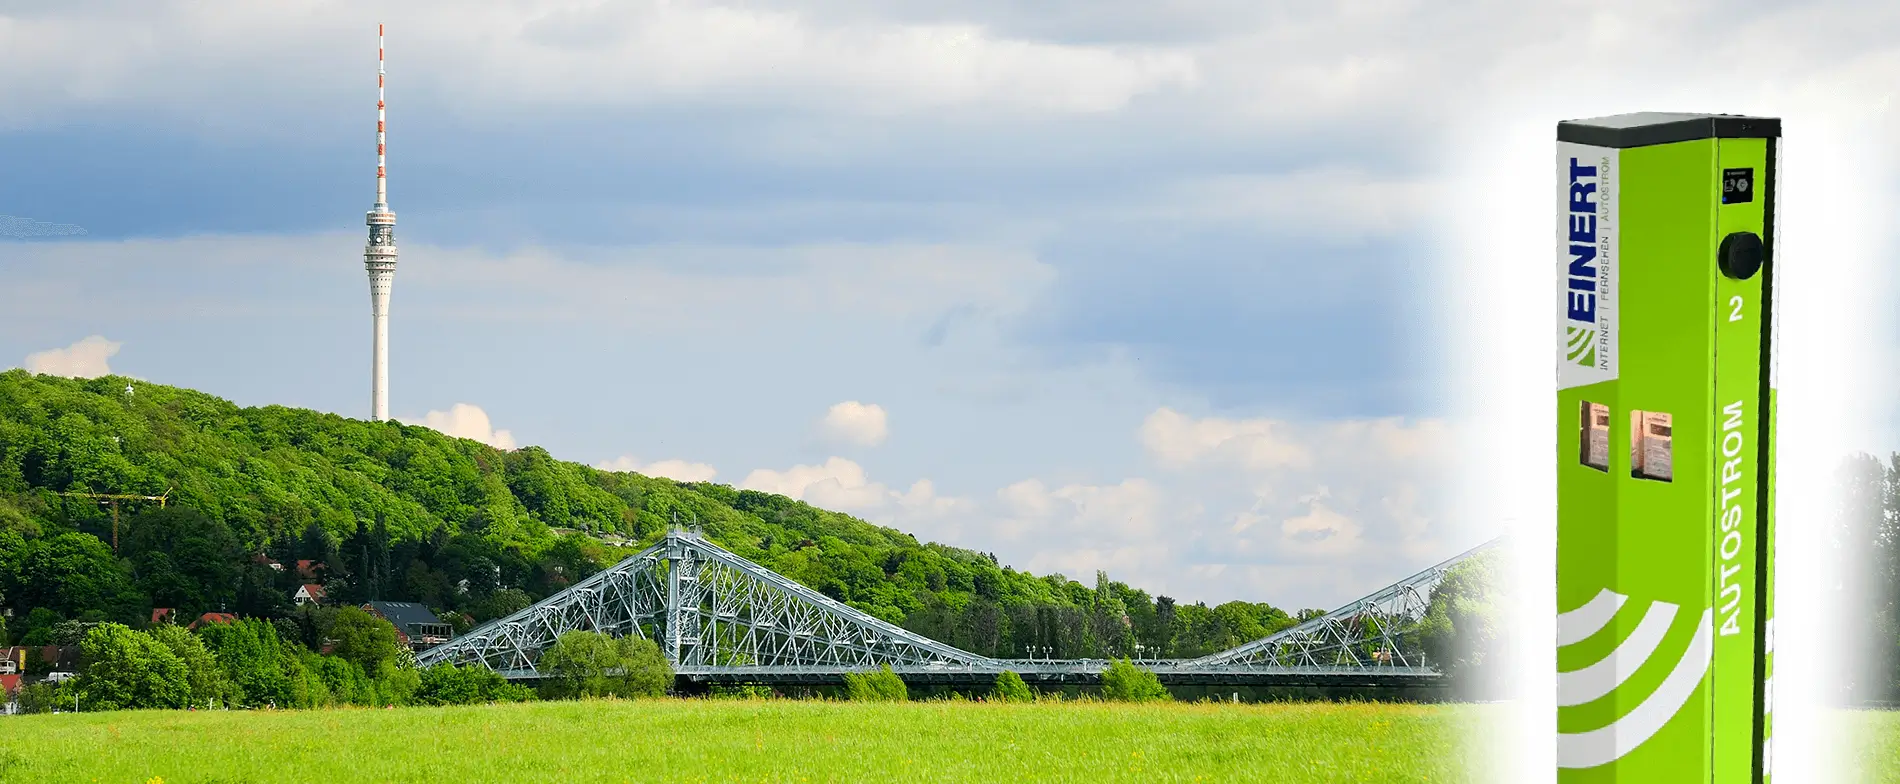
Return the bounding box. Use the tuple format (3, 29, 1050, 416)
(1729, 295, 1744, 322)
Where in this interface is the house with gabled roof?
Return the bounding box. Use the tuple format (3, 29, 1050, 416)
(363, 601, 453, 651)
(293, 584, 327, 606)
(187, 612, 238, 631)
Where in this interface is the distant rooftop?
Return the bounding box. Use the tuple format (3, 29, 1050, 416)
(364, 601, 444, 630)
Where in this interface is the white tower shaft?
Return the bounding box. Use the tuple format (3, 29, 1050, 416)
(364, 23, 398, 422)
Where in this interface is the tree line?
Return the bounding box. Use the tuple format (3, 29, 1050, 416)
(0, 370, 1352, 667)
(1833, 452, 1900, 704)
(10, 607, 532, 714)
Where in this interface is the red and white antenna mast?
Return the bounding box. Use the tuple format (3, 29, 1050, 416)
(376, 22, 387, 207)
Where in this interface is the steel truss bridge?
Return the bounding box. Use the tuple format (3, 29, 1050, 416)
(416, 530, 1500, 689)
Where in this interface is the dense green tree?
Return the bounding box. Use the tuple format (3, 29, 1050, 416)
(1099, 659, 1171, 703)
(843, 665, 907, 702)
(51, 620, 106, 645)
(284, 650, 331, 709)
(305, 652, 378, 706)
(377, 660, 421, 705)
(16, 607, 59, 646)
(148, 624, 233, 708)
(327, 606, 402, 675)
(990, 670, 1033, 703)
(537, 630, 669, 699)
(415, 663, 535, 705)
(73, 623, 188, 710)
(1419, 549, 1505, 699)
(537, 630, 620, 699)
(198, 618, 293, 708)
(2, 532, 141, 623)
(122, 507, 240, 617)
(0, 496, 39, 537)
(275, 604, 337, 653)
(471, 587, 533, 624)
(615, 636, 673, 698)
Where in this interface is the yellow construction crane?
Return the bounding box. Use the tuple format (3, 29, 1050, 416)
(58, 488, 171, 553)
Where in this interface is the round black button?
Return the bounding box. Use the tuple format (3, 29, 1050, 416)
(1719, 231, 1764, 280)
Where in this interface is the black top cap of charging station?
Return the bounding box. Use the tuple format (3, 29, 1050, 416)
(1557, 112, 1781, 148)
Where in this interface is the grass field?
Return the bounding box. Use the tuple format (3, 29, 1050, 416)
(0, 698, 1496, 784)
(1850, 710, 1900, 783)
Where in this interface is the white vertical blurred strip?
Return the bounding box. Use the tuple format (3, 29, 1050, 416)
(1767, 108, 1892, 783)
(1436, 111, 1558, 783)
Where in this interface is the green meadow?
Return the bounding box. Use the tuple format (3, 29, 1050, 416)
(0, 699, 1495, 784)
(1851, 709, 1900, 783)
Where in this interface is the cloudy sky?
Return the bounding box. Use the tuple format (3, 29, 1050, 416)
(2, 0, 1897, 617)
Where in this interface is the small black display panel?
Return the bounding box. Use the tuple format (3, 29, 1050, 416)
(1723, 167, 1755, 204)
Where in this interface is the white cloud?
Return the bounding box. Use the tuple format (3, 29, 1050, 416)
(23, 335, 121, 378)
(1139, 406, 1310, 472)
(411, 403, 517, 450)
(817, 401, 888, 447)
(407, 242, 1055, 327)
(1134, 169, 1441, 241)
(596, 456, 719, 483)
(0, 235, 1057, 330)
(738, 458, 983, 527)
(703, 404, 1467, 608)
(892, 478, 976, 519)
(1275, 491, 1364, 557)
(855, 406, 1476, 608)
(739, 456, 891, 512)
(0, 1, 1199, 131)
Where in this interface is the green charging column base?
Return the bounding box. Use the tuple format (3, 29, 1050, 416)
(1552, 113, 1778, 782)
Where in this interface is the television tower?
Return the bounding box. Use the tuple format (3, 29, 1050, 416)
(364, 23, 397, 422)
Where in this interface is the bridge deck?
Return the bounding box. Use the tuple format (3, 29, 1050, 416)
(483, 661, 1443, 688)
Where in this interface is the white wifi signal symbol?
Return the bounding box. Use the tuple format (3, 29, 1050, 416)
(1556, 589, 1714, 769)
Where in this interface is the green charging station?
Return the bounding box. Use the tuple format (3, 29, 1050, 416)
(1553, 113, 1779, 782)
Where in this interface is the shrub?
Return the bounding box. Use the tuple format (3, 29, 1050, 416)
(537, 631, 673, 700)
(990, 671, 1033, 703)
(614, 636, 674, 698)
(327, 607, 403, 676)
(416, 663, 532, 705)
(147, 624, 233, 708)
(709, 683, 773, 700)
(377, 661, 422, 706)
(1099, 659, 1171, 703)
(74, 623, 189, 710)
(843, 665, 907, 702)
(14, 681, 59, 714)
(197, 618, 294, 708)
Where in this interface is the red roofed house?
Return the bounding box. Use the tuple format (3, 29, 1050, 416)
(295, 560, 325, 580)
(294, 584, 326, 606)
(1, 674, 21, 714)
(152, 607, 175, 625)
(188, 612, 238, 631)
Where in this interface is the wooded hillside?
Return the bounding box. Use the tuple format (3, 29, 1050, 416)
(0, 370, 1314, 659)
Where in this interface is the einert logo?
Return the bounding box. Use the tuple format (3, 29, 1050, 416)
(1565, 157, 1601, 367)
